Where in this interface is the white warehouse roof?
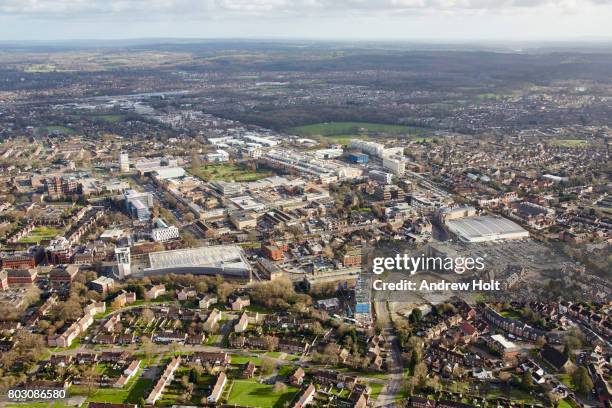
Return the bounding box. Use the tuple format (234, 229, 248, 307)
(446, 215, 529, 243)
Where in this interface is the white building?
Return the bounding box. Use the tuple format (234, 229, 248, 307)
(153, 167, 186, 180)
(242, 146, 262, 159)
(206, 150, 230, 163)
(115, 247, 131, 279)
(152, 226, 180, 242)
(119, 153, 129, 173)
(350, 140, 385, 157)
(382, 156, 406, 175)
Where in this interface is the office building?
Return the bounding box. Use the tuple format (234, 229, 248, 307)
(119, 153, 129, 173)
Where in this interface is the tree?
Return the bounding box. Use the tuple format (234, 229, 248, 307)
(82, 365, 99, 395)
(521, 371, 534, 390)
(189, 368, 198, 383)
(260, 357, 276, 375)
(264, 335, 279, 352)
(141, 308, 155, 324)
(412, 362, 428, 386)
(191, 153, 202, 168)
(215, 281, 234, 303)
(571, 366, 593, 395)
(141, 336, 155, 359)
(409, 349, 420, 373)
(273, 381, 288, 393)
(547, 391, 562, 407)
(409, 308, 422, 323)
(56, 299, 82, 321)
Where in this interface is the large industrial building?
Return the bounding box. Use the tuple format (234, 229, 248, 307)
(446, 215, 529, 243)
(126, 245, 252, 280)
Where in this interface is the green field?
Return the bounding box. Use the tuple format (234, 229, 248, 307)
(369, 382, 384, 399)
(291, 122, 425, 136)
(37, 125, 75, 135)
(290, 121, 430, 146)
(499, 309, 523, 320)
(24, 64, 60, 73)
(227, 379, 298, 407)
(70, 372, 152, 404)
(230, 354, 263, 365)
(88, 114, 127, 123)
(188, 163, 274, 182)
(550, 139, 587, 148)
(18, 226, 63, 244)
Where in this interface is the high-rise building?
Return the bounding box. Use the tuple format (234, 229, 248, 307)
(115, 247, 131, 279)
(355, 274, 372, 325)
(119, 153, 129, 173)
(124, 189, 153, 220)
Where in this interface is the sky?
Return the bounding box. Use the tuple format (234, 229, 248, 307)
(0, 0, 611, 42)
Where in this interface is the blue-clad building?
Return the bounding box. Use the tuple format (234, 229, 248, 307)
(348, 153, 369, 164)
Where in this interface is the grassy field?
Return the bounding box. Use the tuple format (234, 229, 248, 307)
(88, 114, 127, 123)
(485, 385, 539, 404)
(550, 139, 587, 148)
(37, 125, 75, 135)
(290, 121, 431, 146)
(291, 121, 425, 136)
(226, 379, 298, 407)
(188, 163, 274, 182)
(24, 64, 60, 73)
(557, 373, 576, 390)
(369, 382, 384, 399)
(70, 371, 152, 404)
(230, 354, 263, 365)
(18, 226, 63, 244)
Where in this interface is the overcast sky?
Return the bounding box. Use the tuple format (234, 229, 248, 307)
(0, 0, 611, 42)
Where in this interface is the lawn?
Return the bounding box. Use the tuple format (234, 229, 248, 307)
(499, 309, 523, 320)
(226, 379, 298, 408)
(361, 372, 389, 380)
(188, 163, 274, 182)
(230, 354, 263, 366)
(485, 385, 539, 404)
(558, 373, 576, 390)
(37, 125, 75, 135)
(369, 382, 384, 399)
(550, 139, 587, 148)
(88, 114, 126, 123)
(18, 226, 63, 244)
(277, 364, 295, 378)
(24, 64, 59, 73)
(71, 370, 152, 404)
(290, 121, 426, 137)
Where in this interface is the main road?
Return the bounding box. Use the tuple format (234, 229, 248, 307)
(374, 300, 405, 407)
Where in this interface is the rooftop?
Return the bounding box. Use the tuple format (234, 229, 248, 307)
(146, 245, 250, 276)
(446, 215, 529, 243)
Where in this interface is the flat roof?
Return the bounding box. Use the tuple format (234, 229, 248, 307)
(490, 334, 518, 350)
(147, 245, 250, 275)
(446, 215, 528, 242)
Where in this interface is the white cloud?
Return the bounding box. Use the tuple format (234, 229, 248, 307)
(0, 0, 608, 18)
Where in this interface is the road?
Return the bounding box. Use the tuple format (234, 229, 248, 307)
(374, 301, 404, 408)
